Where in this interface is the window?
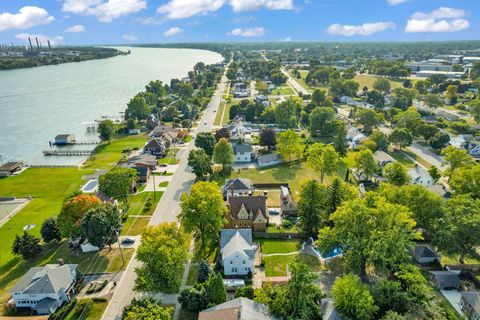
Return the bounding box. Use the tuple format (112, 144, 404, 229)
(243, 261, 245, 264)
(230, 261, 233, 264)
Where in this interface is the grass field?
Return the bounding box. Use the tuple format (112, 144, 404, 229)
(214, 101, 226, 125)
(354, 74, 404, 90)
(388, 149, 416, 169)
(64, 298, 108, 320)
(83, 134, 149, 169)
(258, 239, 301, 254)
(158, 148, 180, 165)
(264, 254, 320, 277)
(126, 191, 163, 216)
(271, 86, 295, 95)
(122, 216, 150, 236)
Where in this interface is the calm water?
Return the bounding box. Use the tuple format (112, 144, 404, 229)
(0, 47, 222, 165)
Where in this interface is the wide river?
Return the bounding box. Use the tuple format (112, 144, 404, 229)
(0, 47, 222, 165)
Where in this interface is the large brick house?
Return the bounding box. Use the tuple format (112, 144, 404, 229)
(226, 195, 269, 232)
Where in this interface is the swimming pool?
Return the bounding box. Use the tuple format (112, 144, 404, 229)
(81, 179, 98, 193)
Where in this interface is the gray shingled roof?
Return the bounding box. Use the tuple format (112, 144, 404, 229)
(144, 138, 165, 150)
(200, 297, 275, 320)
(221, 229, 253, 248)
(223, 178, 253, 196)
(228, 195, 267, 220)
(430, 271, 461, 288)
(221, 230, 255, 260)
(414, 245, 440, 259)
(258, 153, 280, 163)
(9, 264, 77, 296)
(234, 144, 252, 153)
(461, 292, 480, 314)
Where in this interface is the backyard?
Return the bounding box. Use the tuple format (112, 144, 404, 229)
(263, 253, 320, 277)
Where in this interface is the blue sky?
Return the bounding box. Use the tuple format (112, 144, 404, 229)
(0, 0, 479, 45)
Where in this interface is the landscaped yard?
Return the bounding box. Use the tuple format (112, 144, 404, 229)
(264, 253, 320, 277)
(388, 148, 416, 169)
(126, 191, 163, 216)
(83, 134, 149, 169)
(258, 239, 301, 254)
(158, 148, 180, 165)
(267, 224, 299, 234)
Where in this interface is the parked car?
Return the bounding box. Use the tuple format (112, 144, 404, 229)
(121, 237, 135, 245)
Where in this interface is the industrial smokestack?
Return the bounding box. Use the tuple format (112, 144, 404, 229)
(47, 40, 51, 50)
(28, 37, 33, 51)
(35, 37, 39, 50)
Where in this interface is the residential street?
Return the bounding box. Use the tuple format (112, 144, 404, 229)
(101, 72, 229, 320)
(408, 141, 447, 171)
(281, 67, 310, 95)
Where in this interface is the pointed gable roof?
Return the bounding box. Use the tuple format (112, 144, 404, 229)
(228, 195, 267, 220)
(144, 138, 165, 150)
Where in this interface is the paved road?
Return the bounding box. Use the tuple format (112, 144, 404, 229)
(281, 67, 310, 95)
(408, 141, 446, 171)
(101, 72, 229, 320)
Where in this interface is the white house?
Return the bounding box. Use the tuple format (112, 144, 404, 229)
(9, 264, 78, 315)
(220, 229, 255, 276)
(412, 245, 441, 264)
(373, 150, 396, 168)
(408, 165, 434, 187)
(234, 144, 252, 163)
(346, 126, 366, 149)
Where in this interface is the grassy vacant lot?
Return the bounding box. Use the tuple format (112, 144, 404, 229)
(231, 160, 347, 198)
(121, 216, 150, 236)
(271, 86, 295, 96)
(0, 241, 133, 311)
(258, 239, 301, 254)
(64, 298, 108, 320)
(126, 191, 163, 216)
(354, 74, 404, 90)
(83, 134, 148, 169)
(0, 168, 90, 264)
(264, 254, 320, 277)
(388, 149, 416, 169)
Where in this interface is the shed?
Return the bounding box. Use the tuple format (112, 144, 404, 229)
(413, 245, 441, 264)
(54, 134, 76, 145)
(0, 162, 24, 176)
(429, 270, 461, 289)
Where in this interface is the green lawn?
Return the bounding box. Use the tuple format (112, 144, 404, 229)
(271, 86, 295, 96)
(83, 134, 149, 169)
(158, 148, 180, 165)
(222, 101, 234, 125)
(258, 239, 301, 254)
(0, 241, 133, 309)
(439, 252, 480, 265)
(214, 101, 226, 125)
(121, 216, 150, 236)
(264, 254, 320, 277)
(267, 224, 299, 234)
(0, 168, 91, 264)
(231, 160, 347, 198)
(388, 149, 416, 169)
(126, 191, 163, 216)
(159, 181, 169, 187)
(186, 263, 199, 286)
(354, 74, 404, 91)
(64, 298, 108, 320)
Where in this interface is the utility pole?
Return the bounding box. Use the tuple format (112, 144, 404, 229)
(115, 230, 125, 267)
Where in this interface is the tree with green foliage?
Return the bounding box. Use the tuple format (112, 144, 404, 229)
(81, 204, 122, 249)
(416, 123, 439, 144)
(373, 78, 391, 94)
(429, 131, 450, 150)
(332, 121, 349, 156)
(276, 130, 303, 162)
(307, 143, 339, 182)
(178, 83, 194, 99)
(205, 273, 227, 305)
(213, 138, 233, 171)
(414, 80, 430, 94)
(428, 166, 441, 183)
(57, 194, 101, 238)
(135, 224, 188, 294)
(369, 130, 389, 152)
(298, 180, 326, 240)
(195, 132, 216, 157)
(179, 182, 227, 259)
(393, 107, 421, 131)
(125, 94, 150, 120)
(332, 274, 378, 320)
(381, 311, 406, 320)
(145, 80, 167, 98)
(178, 283, 209, 312)
(355, 109, 383, 134)
(41, 217, 61, 243)
(215, 128, 230, 141)
(371, 279, 409, 317)
(311, 88, 327, 106)
(449, 164, 480, 199)
(198, 259, 211, 283)
(379, 184, 443, 233)
(389, 128, 412, 150)
(471, 98, 480, 123)
(12, 231, 42, 260)
(433, 195, 480, 264)
(188, 149, 212, 179)
(259, 128, 276, 148)
(445, 84, 458, 104)
(317, 195, 420, 281)
(353, 149, 378, 181)
(235, 286, 255, 299)
(383, 162, 410, 186)
(275, 100, 298, 128)
(471, 61, 480, 80)
(424, 94, 443, 109)
(309, 107, 336, 137)
(122, 297, 172, 320)
(99, 167, 137, 202)
(441, 145, 473, 175)
(98, 119, 115, 143)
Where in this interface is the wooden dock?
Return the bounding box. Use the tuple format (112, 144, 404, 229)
(42, 150, 92, 156)
(51, 140, 99, 146)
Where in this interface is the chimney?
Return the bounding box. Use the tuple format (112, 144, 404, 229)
(58, 258, 64, 266)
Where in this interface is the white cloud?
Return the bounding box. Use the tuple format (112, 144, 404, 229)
(164, 27, 183, 37)
(387, 0, 408, 5)
(0, 6, 54, 31)
(122, 33, 138, 41)
(62, 0, 147, 22)
(15, 33, 63, 46)
(228, 27, 265, 37)
(405, 7, 469, 33)
(65, 24, 86, 32)
(157, 0, 225, 19)
(136, 17, 163, 25)
(326, 21, 395, 36)
(229, 0, 293, 12)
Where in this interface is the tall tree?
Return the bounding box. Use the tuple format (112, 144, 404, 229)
(125, 95, 150, 120)
(298, 180, 326, 240)
(188, 149, 212, 179)
(122, 298, 172, 320)
(135, 224, 188, 293)
(275, 99, 298, 128)
(311, 89, 327, 106)
(416, 123, 439, 144)
(40, 217, 61, 243)
(433, 195, 480, 264)
(307, 143, 339, 182)
(309, 107, 336, 137)
(332, 274, 378, 320)
(205, 273, 227, 305)
(259, 128, 276, 148)
(383, 162, 411, 186)
(80, 204, 122, 249)
(449, 164, 480, 199)
(12, 231, 42, 260)
(441, 145, 473, 175)
(214, 128, 230, 141)
(98, 119, 115, 143)
(373, 78, 391, 94)
(213, 138, 233, 171)
(99, 167, 137, 202)
(195, 132, 216, 157)
(332, 121, 349, 156)
(389, 128, 412, 150)
(179, 182, 227, 259)
(353, 149, 378, 181)
(317, 195, 420, 281)
(57, 194, 101, 238)
(276, 130, 303, 162)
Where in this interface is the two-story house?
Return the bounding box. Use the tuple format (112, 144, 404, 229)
(9, 263, 78, 315)
(460, 292, 480, 320)
(280, 186, 298, 216)
(220, 229, 255, 276)
(226, 195, 269, 232)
